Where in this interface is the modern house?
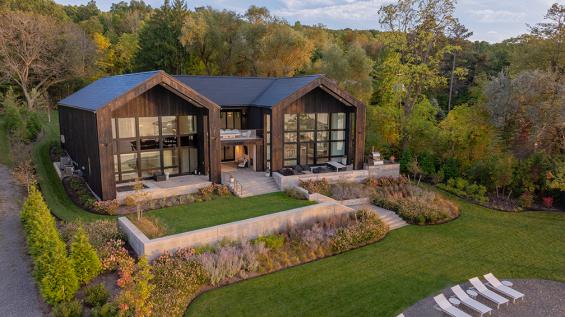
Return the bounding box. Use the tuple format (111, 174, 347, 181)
(58, 70, 366, 200)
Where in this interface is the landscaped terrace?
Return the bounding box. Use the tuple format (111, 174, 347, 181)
(137, 192, 315, 237)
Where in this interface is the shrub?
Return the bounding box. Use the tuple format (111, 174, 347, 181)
(284, 187, 307, 200)
(330, 210, 389, 252)
(330, 182, 375, 200)
(20, 186, 79, 304)
(438, 178, 488, 203)
(98, 239, 132, 272)
(213, 184, 231, 196)
(365, 176, 408, 188)
(39, 247, 80, 304)
(24, 110, 42, 142)
(91, 302, 118, 317)
(519, 191, 534, 208)
(51, 299, 83, 317)
(84, 283, 110, 307)
(441, 158, 459, 180)
(116, 257, 154, 317)
(254, 234, 285, 249)
(373, 183, 459, 225)
(93, 200, 120, 215)
(151, 250, 208, 316)
(70, 226, 102, 284)
(300, 178, 330, 196)
(60, 220, 124, 253)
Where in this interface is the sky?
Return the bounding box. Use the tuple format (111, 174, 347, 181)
(56, 0, 558, 43)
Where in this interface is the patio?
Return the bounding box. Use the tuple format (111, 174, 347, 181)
(115, 174, 211, 202)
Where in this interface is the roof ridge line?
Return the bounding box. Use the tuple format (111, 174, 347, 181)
(249, 77, 280, 106)
(174, 74, 322, 80)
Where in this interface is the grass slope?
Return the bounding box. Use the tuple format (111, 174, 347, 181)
(33, 111, 110, 222)
(148, 192, 314, 236)
(186, 198, 565, 316)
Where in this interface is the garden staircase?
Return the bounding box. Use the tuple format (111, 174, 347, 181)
(351, 203, 408, 230)
(237, 177, 279, 198)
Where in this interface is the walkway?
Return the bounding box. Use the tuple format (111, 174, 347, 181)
(402, 279, 565, 317)
(221, 163, 279, 197)
(0, 165, 46, 316)
(350, 203, 408, 230)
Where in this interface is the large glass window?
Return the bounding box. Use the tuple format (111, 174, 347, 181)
(139, 117, 159, 137)
(117, 118, 136, 138)
(283, 112, 348, 167)
(161, 116, 177, 135)
(265, 114, 271, 170)
(112, 114, 199, 182)
(220, 111, 242, 129)
(179, 115, 196, 134)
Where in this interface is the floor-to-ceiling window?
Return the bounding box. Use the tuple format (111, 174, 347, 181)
(112, 115, 199, 182)
(283, 112, 347, 168)
(220, 110, 242, 161)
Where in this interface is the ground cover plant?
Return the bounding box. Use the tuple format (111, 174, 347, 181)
(143, 192, 315, 237)
(370, 177, 459, 224)
(437, 177, 488, 203)
(186, 194, 565, 317)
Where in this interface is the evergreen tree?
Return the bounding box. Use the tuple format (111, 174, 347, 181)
(135, 0, 189, 74)
(70, 226, 102, 284)
(39, 239, 79, 305)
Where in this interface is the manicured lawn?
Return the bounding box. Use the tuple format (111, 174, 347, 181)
(32, 111, 111, 222)
(147, 192, 315, 236)
(186, 197, 565, 316)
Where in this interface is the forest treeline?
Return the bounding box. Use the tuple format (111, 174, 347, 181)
(0, 0, 563, 208)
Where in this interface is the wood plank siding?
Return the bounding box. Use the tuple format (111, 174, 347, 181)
(270, 87, 365, 172)
(58, 106, 103, 197)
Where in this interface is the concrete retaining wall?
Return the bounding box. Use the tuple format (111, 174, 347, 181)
(273, 164, 400, 190)
(119, 202, 354, 260)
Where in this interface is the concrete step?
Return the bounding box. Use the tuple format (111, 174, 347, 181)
(349, 203, 409, 231)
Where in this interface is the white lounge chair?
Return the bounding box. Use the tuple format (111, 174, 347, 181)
(483, 273, 525, 302)
(469, 277, 509, 308)
(451, 285, 492, 316)
(433, 294, 472, 317)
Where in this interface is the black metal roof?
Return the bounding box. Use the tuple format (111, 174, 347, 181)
(174, 75, 320, 107)
(58, 71, 321, 111)
(58, 71, 160, 111)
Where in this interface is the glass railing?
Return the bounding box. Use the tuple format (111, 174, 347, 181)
(220, 129, 262, 140)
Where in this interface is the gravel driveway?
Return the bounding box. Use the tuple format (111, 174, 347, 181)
(0, 165, 46, 316)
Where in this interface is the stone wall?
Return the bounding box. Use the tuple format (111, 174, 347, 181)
(119, 202, 354, 260)
(273, 164, 400, 190)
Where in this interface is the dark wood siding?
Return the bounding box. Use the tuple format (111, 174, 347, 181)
(58, 106, 103, 198)
(270, 87, 363, 171)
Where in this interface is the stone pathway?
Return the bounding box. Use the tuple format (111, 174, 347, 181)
(402, 279, 565, 317)
(0, 165, 46, 316)
(350, 203, 409, 230)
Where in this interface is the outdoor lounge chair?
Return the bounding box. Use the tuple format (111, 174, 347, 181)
(451, 285, 492, 316)
(483, 273, 525, 302)
(469, 277, 509, 308)
(433, 294, 472, 317)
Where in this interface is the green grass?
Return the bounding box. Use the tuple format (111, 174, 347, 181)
(147, 192, 315, 236)
(32, 111, 111, 222)
(0, 116, 12, 166)
(186, 197, 565, 316)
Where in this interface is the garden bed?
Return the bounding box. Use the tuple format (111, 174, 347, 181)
(139, 209, 389, 316)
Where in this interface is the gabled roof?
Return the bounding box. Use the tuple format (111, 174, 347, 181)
(173, 74, 321, 108)
(59, 71, 160, 111)
(57, 71, 363, 112)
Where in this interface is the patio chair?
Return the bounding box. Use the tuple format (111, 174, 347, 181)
(238, 156, 248, 168)
(433, 294, 472, 317)
(469, 277, 509, 308)
(483, 273, 525, 302)
(451, 285, 492, 316)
